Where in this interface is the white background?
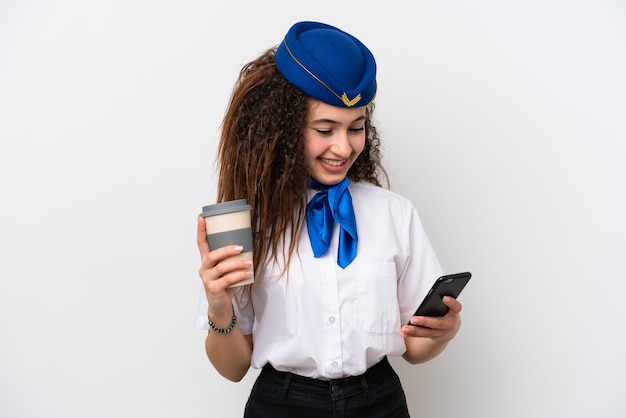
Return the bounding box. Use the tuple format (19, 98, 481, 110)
(1, 1, 625, 417)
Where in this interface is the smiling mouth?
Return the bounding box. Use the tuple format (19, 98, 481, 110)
(320, 158, 346, 167)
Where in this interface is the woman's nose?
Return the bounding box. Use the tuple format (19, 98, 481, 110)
(329, 131, 351, 157)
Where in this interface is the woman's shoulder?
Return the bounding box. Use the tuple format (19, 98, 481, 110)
(349, 181, 424, 244)
(350, 181, 414, 208)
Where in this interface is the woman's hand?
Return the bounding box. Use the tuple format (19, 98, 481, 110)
(197, 216, 253, 315)
(197, 216, 254, 382)
(400, 296, 463, 341)
(400, 296, 463, 364)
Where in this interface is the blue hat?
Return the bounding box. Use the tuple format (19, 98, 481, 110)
(275, 21, 377, 108)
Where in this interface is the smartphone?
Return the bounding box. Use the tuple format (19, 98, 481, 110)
(408, 272, 472, 324)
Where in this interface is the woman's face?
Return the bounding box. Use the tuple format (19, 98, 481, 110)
(303, 100, 366, 186)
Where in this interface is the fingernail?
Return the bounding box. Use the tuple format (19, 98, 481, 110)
(234, 245, 243, 252)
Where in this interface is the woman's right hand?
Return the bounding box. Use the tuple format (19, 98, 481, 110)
(196, 216, 253, 315)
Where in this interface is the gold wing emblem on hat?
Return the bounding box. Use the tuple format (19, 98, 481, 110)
(341, 93, 362, 107)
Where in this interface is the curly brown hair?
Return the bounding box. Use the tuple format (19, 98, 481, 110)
(216, 47, 388, 279)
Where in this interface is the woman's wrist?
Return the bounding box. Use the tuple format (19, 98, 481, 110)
(206, 299, 232, 320)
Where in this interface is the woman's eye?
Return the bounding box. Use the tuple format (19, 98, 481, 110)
(315, 129, 332, 135)
(349, 127, 365, 133)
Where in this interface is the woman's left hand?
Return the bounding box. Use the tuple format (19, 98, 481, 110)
(400, 296, 463, 342)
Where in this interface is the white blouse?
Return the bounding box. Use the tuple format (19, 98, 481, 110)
(195, 181, 443, 379)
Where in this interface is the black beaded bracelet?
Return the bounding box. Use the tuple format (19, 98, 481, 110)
(208, 310, 237, 334)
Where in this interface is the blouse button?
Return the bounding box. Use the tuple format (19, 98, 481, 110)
(331, 361, 339, 368)
(325, 272, 333, 278)
(328, 316, 335, 324)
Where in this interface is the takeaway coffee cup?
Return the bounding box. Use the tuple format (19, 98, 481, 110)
(200, 199, 254, 287)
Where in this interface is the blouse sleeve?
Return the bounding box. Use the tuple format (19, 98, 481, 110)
(193, 284, 210, 330)
(396, 206, 445, 325)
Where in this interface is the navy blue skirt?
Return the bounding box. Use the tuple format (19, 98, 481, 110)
(244, 357, 410, 418)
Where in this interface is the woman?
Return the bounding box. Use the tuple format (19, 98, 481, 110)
(195, 21, 462, 417)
